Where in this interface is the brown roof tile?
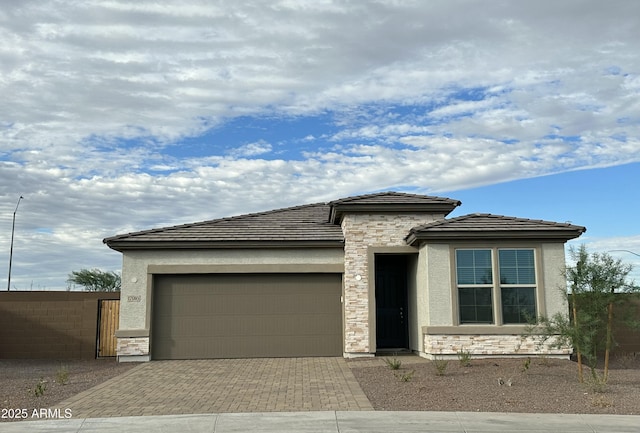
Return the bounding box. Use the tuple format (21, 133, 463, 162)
(104, 202, 343, 251)
(328, 191, 461, 206)
(406, 213, 586, 244)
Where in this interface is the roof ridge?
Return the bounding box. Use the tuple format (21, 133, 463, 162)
(328, 190, 457, 204)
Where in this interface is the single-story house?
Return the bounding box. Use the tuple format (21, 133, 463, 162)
(104, 191, 585, 362)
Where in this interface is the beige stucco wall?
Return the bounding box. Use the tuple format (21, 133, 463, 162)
(422, 243, 453, 327)
(118, 248, 345, 331)
(539, 242, 570, 318)
(341, 213, 444, 355)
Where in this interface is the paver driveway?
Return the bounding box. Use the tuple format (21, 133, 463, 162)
(55, 358, 373, 418)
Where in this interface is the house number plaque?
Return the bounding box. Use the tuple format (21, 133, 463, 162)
(127, 295, 142, 302)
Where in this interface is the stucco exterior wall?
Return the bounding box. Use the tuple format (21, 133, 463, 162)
(423, 244, 453, 326)
(341, 213, 444, 355)
(119, 248, 344, 330)
(540, 242, 570, 317)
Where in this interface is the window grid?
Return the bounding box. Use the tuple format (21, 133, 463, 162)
(456, 248, 537, 325)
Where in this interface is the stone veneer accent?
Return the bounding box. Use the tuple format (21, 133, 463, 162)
(424, 334, 571, 358)
(117, 337, 150, 357)
(341, 213, 441, 354)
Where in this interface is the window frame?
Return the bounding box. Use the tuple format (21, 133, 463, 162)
(453, 246, 541, 326)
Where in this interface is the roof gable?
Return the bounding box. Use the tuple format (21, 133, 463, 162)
(406, 213, 586, 244)
(328, 191, 460, 223)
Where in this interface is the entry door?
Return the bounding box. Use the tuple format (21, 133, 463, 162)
(375, 254, 409, 350)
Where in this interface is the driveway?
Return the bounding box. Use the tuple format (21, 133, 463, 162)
(55, 358, 373, 418)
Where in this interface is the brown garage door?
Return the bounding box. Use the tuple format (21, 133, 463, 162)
(152, 273, 342, 359)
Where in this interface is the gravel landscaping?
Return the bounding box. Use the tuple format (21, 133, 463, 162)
(1, 359, 135, 422)
(349, 354, 640, 415)
(1, 354, 638, 422)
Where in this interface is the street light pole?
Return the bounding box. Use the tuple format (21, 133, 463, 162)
(7, 195, 23, 291)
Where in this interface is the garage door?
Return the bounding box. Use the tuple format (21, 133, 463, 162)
(152, 273, 342, 359)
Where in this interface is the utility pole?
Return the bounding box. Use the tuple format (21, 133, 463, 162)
(7, 195, 23, 291)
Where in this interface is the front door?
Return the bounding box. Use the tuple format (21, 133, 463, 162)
(375, 254, 409, 350)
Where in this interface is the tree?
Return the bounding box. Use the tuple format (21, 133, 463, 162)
(527, 245, 638, 383)
(67, 268, 121, 292)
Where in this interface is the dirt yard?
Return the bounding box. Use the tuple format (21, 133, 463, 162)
(1, 354, 639, 422)
(349, 353, 640, 415)
(1, 359, 134, 422)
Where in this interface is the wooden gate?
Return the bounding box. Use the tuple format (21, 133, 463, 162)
(98, 299, 120, 357)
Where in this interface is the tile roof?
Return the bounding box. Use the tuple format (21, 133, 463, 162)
(328, 191, 461, 206)
(406, 213, 586, 244)
(104, 202, 343, 251)
(104, 193, 585, 252)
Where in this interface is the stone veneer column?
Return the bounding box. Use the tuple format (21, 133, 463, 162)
(341, 213, 441, 354)
(116, 337, 150, 361)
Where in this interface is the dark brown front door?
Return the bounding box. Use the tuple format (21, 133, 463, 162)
(375, 254, 409, 350)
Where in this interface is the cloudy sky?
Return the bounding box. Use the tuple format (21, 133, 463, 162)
(1, 0, 639, 290)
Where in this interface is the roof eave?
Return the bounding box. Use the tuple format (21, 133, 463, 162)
(406, 230, 586, 246)
(104, 239, 345, 252)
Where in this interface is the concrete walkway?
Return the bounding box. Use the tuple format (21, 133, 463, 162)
(53, 358, 372, 418)
(2, 411, 639, 432)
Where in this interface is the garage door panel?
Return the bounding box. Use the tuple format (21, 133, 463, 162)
(163, 313, 342, 338)
(159, 335, 340, 359)
(152, 273, 342, 359)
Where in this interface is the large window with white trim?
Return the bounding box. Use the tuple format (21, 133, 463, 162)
(456, 248, 537, 325)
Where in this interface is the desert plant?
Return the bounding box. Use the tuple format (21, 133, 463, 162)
(384, 357, 402, 370)
(538, 354, 551, 367)
(521, 357, 531, 373)
(56, 365, 69, 385)
(457, 349, 472, 367)
(33, 378, 46, 397)
(394, 370, 414, 382)
(591, 395, 614, 408)
(585, 371, 608, 394)
(433, 357, 449, 376)
(525, 246, 639, 383)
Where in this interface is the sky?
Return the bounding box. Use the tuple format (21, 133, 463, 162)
(1, 0, 639, 291)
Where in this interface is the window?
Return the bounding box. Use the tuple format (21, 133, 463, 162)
(455, 248, 537, 324)
(456, 249, 493, 324)
(499, 249, 536, 324)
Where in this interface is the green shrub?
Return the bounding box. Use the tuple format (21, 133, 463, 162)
(457, 349, 472, 367)
(384, 357, 402, 370)
(56, 365, 69, 385)
(433, 357, 449, 376)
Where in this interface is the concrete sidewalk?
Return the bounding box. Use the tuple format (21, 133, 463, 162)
(1, 411, 639, 432)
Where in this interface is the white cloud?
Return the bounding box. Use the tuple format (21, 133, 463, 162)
(230, 140, 273, 157)
(1, 1, 640, 289)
